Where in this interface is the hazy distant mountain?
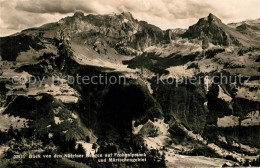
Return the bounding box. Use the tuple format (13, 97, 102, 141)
(228, 18, 260, 41)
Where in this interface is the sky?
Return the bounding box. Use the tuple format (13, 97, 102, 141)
(0, 0, 260, 36)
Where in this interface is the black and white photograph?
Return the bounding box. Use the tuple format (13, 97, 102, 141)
(0, 0, 260, 167)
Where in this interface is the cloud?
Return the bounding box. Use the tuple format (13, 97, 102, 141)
(16, 0, 95, 14)
(0, 1, 46, 36)
(1, 0, 259, 36)
(0, 0, 73, 36)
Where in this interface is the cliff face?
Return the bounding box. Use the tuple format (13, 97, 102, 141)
(54, 44, 164, 139)
(41, 12, 174, 53)
(0, 12, 260, 167)
(152, 82, 208, 133)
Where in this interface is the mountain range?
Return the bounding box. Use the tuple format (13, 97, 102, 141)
(0, 12, 259, 167)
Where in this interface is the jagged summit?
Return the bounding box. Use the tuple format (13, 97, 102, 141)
(207, 13, 221, 21)
(198, 13, 226, 29)
(120, 11, 134, 20)
(183, 13, 242, 48)
(197, 13, 221, 23)
(53, 11, 176, 50)
(59, 11, 136, 27)
(73, 11, 85, 18)
(69, 11, 134, 20)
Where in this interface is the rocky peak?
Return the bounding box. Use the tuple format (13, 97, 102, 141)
(197, 13, 223, 26)
(55, 11, 172, 50)
(120, 12, 134, 21)
(73, 11, 85, 18)
(183, 13, 240, 48)
(208, 13, 221, 22)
